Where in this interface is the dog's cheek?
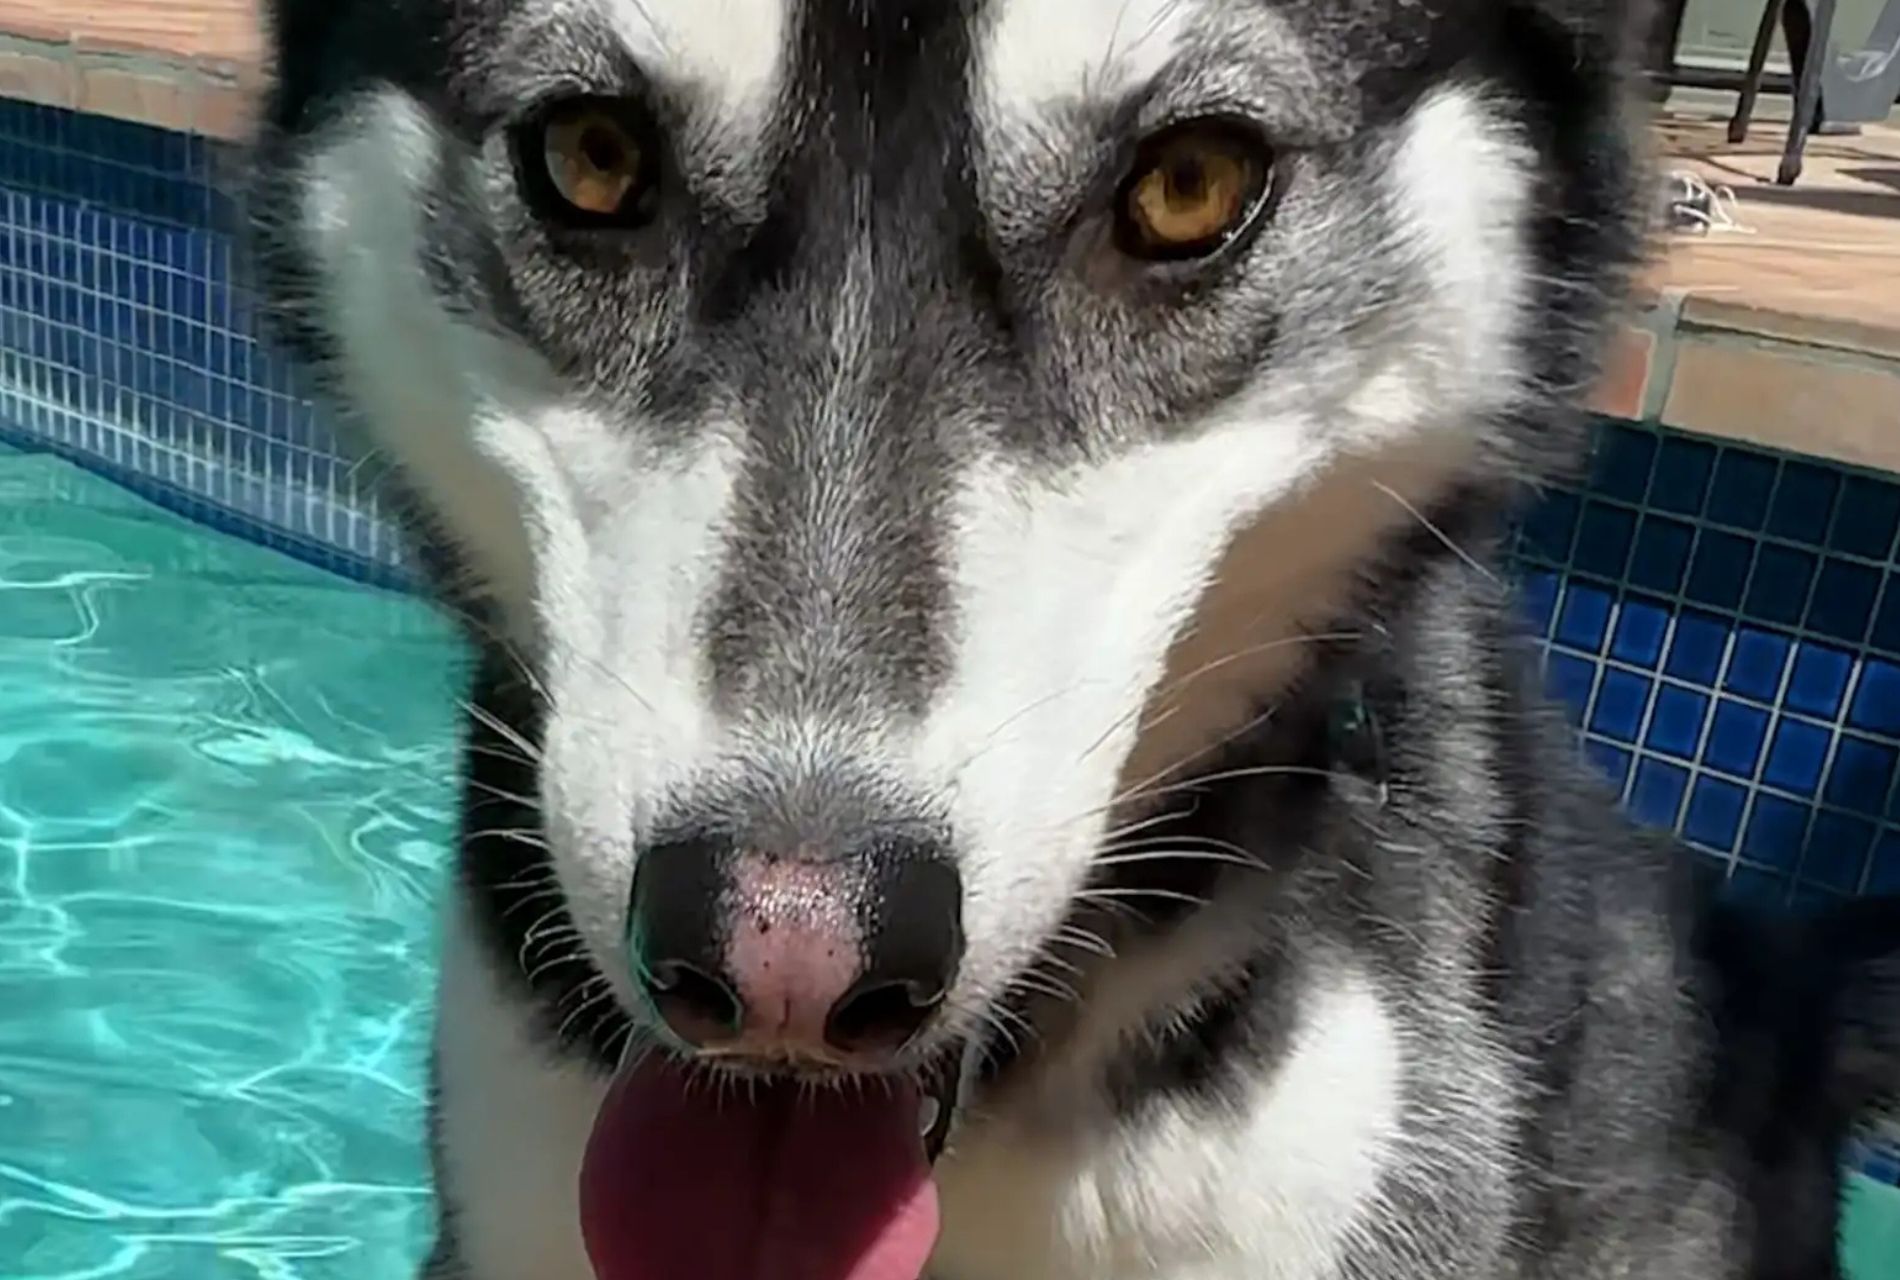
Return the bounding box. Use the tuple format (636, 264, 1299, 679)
(290, 88, 545, 620)
(900, 426, 1348, 996)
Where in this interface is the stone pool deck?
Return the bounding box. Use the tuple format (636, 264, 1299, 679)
(1601, 111, 1900, 476)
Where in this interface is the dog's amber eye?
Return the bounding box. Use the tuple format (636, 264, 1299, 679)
(1117, 124, 1271, 261)
(531, 100, 652, 222)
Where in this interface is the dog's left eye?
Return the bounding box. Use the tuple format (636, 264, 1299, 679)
(1115, 123, 1272, 261)
(516, 97, 657, 226)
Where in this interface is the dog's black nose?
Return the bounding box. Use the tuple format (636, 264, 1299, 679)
(628, 834, 743, 1048)
(628, 834, 964, 1063)
(827, 854, 963, 1055)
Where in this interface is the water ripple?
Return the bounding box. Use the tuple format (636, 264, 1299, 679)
(0, 450, 466, 1279)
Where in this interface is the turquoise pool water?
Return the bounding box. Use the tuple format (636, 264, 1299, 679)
(0, 446, 465, 1279)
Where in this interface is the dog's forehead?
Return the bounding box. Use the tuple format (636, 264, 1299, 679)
(972, 0, 1201, 117)
(592, 0, 788, 116)
(475, 0, 1406, 142)
(536, 0, 1193, 88)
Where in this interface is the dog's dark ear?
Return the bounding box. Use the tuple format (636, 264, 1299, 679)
(1344, 0, 1657, 101)
(243, 0, 427, 364)
(1527, 0, 1661, 67)
(255, 0, 345, 129)
(255, 0, 447, 133)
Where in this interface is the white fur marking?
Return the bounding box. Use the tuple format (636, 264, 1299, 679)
(433, 901, 603, 1280)
(299, 90, 738, 1001)
(298, 97, 539, 617)
(935, 973, 1405, 1279)
(976, 0, 1196, 119)
(601, 0, 787, 117)
(1392, 89, 1532, 388)
(909, 428, 1450, 1006)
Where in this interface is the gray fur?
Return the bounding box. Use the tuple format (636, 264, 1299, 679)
(244, 2, 1897, 1278)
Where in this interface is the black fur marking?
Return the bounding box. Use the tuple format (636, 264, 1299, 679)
(1101, 951, 1295, 1117)
(420, 1060, 465, 1277)
(458, 644, 627, 1068)
(1700, 890, 1900, 1280)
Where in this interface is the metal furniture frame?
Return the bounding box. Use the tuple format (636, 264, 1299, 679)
(1646, 0, 1839, 186)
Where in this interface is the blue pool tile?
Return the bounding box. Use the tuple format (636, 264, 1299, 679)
(1610, 597, 1670, 668)
(1646, 686, 1708, 759)
(1685, 530, 1755, 610)
(1555, 584, 1613, 653)
(1590, 670, 1653, 743)
(1585, 740, 1633, 792)
(1767, 462, 1840, 544)
(1724, 628, 1791, 701)
(1863, 1148, 1900, 1186)
(1785, 643, 1853, 719)
(1589, 424, 1656, 503)
(1706, 700, 1771, 778)
(1873, 581, 1900, 656)
(1743, 544, 1815, 627)
(1684, 777, 1748, 851)
(1742, 794, 1811, 870)
(1800, 812, 1874, 894)
(1647, 436, 1716, 517)
(1848, 660, 1900, 736)
(1806, 559, 1880, 644)
(1708, 450, 1778, 530)
(1545, 652, 1597, 725)
(1572, 502, 1637, 581)
(1871, 833, 1900, 894)
(1825, 736, 1898, 817)
(1628, 515, 1694, 595)
(1665, 612, 1728, 685)
(1762, 719, 1830, 796)
(1630, 758, 1689, 827)
(1518, 570, 1560, 634)
(1831, 476, 1900, 560)
(204, 329, 233, 380)
(0, 96, 413, 578)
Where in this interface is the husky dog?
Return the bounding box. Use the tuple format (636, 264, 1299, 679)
(246, 1, 1900, 1277)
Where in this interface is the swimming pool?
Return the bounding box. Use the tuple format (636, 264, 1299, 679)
(0, 444, 464, 1279)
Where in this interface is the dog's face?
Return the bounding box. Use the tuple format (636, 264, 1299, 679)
(254, 0, 1637, 1081)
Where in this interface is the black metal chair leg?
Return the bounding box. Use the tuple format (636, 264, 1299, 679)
(1779, 0, 1836, 184)
(1649, 0, 1692, 100)
(1731, 0, 1790, 143)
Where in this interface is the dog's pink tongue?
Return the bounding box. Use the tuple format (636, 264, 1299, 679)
(580, 1059, 939, 1280)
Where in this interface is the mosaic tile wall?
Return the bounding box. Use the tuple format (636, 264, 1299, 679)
(1, 97, 1899, 1005)
(1516, 425, 1900, 909)
(0, 98, 407, 587)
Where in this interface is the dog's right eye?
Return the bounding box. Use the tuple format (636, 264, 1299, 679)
(1114, 121, 1273, 263)
(515, 98, 657, 227)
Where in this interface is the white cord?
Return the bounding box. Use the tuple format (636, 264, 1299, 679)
(1667, 169, 1755, 237)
